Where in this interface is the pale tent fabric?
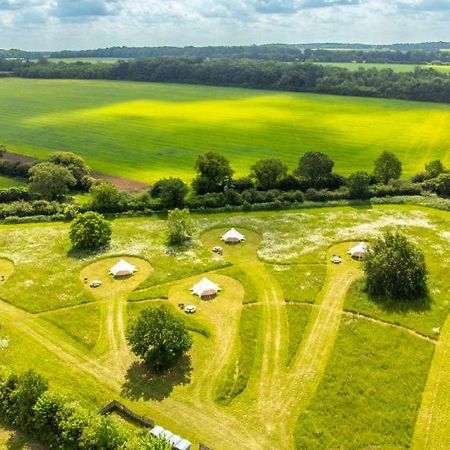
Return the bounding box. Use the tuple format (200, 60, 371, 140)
(109, 259, 137, 277)
(347, 242, 368, 259)
(191, 278, 221, 297)
(221, 227, 246, 243)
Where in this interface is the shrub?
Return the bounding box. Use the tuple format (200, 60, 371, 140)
(127, 305, 192, 371)
(167, 208, 193, 245)
(250, 158, 288, 190)
(348, 171, 371, 199)
(364, 231, 427, 300)
(232, 176, 254, 192)
(0, 159, 33, 178)
(69, 211, 112, 250)
(89, 181, 132, 213)
(48, 151, 90, 190)
(0, 187, 29, 203)
(151, 177, 188, 210)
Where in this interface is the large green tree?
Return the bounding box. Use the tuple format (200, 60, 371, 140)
(364, 231, 427, 300)
(70, 212, 112, 250)
(151, 177, 188, 210)
(127, 306, 192, 371)
(425, 159, 446, 179)
(192, 152, 234, 194)
(167, 208, 193, 245)
(373, 151, 402, 184)
(48, 151, 90, 188)
(251, 158, 288, 190)
(295, 151, 334, 182)
(29, 162, 76, 200)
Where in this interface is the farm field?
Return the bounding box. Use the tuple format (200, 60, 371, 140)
(0, 204, 449, 448)
(0, 78, 449, 183)
(317, 61, 450, 73)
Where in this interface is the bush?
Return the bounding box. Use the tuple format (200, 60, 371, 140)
(232, 176, 254, 192)
(70, 211, 112, 250)
(127, 305, 192, 371)
(0, 159, 33, 178)
(48, 151, 91, 190)
(348, 171, 371, 199)
(90, 181, 132, 213)
(151, 177, 188, 210)
(0, 187, 29, 203)
(364, 231, 428, 300)
(167, 208, 193, 245)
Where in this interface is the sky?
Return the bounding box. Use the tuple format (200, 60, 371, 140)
(0, 0, 449, 51)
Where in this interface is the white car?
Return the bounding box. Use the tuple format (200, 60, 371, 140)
(90, 280, 102, 288)
(184, 304, 197, 314)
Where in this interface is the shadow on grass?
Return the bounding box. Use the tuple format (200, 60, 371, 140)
(121, 356, 192, 402)
(349, 200, 373, 210)
(67, 244, 110, 260)
(0, 425, 44, 450)
(165, 240, 196, 257)
(369, 291, 432, 314)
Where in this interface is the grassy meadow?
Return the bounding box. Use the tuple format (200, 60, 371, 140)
(318, 61, 450, 73)
(0, 204, 449, 448)
(0, 78, 449, 183)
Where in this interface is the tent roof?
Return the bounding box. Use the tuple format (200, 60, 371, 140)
(221, 227, 245, 242)
(191, 277, 221, 297)
(109, 259, 137, 276)
(348, 242, 368, 255)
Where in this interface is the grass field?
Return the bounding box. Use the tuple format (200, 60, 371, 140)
(0, 175, 26, 189)
(0, 204, 449, 448)
(317, 61, 450, 73)
(0, 78, 449, 183)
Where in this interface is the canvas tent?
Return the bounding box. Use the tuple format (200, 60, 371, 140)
(347, 242, 368, 260)
(221, 227, 245, 244)
(149, 426, 191, 450)
(191, 277, 221, 299)
(109, 259, 137, 277)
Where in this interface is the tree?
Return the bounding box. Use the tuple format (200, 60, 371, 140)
(192, 152, 234, 194)
(348, 171, 371, 199)
(167, 208, 193, 245)
(435, 173, 450, 197)
(373, 151, 402, 184)
(425, 159, 445, 179)
(33, 392, 65, 446)
(48, 152, 90, 188)
(127, 306, 192, 371)
(250, 159, 288, 190)
(69, 212, 112, 250)
(29, 162, 76, 200)
(364, 231, 427, 300)
(90, 181, 130, 213)
(10, 370, 48, 430)
(151, 178, 188, 210)
(295, 151, 334, 182)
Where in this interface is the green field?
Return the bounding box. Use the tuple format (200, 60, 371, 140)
(1, 204, 449, 448)
(318, 61, 450, 73)
(0, 175, 26, 189)
(0, 78, 449, 183)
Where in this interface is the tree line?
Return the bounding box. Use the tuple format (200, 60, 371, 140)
(6, 57, 450, 103)
(0, 369, 171, 449)
(44, 45, 450, 65)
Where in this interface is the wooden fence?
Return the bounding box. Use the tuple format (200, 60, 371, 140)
(100, 400, 213, 449)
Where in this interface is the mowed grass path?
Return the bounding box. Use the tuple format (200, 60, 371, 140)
(0, 205, 449, 448)
(1, 78, 449, 182)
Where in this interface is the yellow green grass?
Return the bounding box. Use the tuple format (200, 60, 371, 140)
(318, 61, 450, 73)
(0, 204, 449, 448)
(1, 78, 449, 183)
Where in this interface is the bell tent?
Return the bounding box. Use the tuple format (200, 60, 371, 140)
(221, 228, 245, 244)
(109, 259, 137, 277)
(191, 277, 221, 300)
(347, 242, 369, 260)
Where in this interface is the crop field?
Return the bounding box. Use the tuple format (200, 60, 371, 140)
(317, 61, 450, 73)
(0, 204, 449, 448)
(0, 78, 449, 183)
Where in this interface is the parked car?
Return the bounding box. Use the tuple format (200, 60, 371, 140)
(90, 280, 102, 288)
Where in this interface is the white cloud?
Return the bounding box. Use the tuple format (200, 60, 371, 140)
(0, 0, 449, 50)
